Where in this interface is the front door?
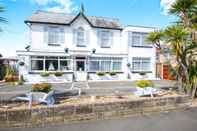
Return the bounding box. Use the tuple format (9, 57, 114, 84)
(74, 57, 87, 81)
(76, 61, 85, 71)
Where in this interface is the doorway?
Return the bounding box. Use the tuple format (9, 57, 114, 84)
(75, 57, 86, 71)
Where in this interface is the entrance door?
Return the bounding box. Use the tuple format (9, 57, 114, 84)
(76, 61, 85, 71)
(74, 57, 87, 81)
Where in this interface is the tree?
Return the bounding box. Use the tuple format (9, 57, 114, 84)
(147, 0, 197, 98)
(146, 30, 164, 49)
(169, 0, 197, 28)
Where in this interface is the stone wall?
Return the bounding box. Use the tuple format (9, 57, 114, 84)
(0, 95, 190, 128)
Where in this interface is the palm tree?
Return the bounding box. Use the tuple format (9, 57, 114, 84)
(0, 5, 7, 32)
(146, 30, 164, 49)
(169, 0, 197, 28)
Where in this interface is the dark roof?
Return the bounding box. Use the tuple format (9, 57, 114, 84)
(25, 11, 123, 30)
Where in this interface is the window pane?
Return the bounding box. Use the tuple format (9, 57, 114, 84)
(132, 33, 141, 46)
(89, 61, 100, 71)
(45, 60, 58, 71)
(31, 60, 43, 71)
(142, 33, 150, 46)
(48, 27, 58, 44)
(77, 27, 85, 47)
(101, 31, 110, 48)
(101, 61, 111, 71)
(60, 60, 71, 71)
(112, 62, 121, 71)
(132, 57, 151, 72)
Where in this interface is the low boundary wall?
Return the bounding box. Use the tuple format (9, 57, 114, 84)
(0, 95, 190, 128)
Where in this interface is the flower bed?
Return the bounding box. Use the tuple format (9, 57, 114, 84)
(0, 92, 190, 128)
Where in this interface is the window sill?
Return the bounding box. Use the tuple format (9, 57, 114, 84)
(101, 46, 111, 48)
(132, 71, 152, 73)
(48, 44, 61, 47)
(131, 45, 152, 48)
(77, 45, 87, 47)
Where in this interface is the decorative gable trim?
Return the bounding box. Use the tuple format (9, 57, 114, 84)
(69, 12, 93, 27)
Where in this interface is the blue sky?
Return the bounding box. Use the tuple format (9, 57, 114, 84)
(0, 0, 176, 57)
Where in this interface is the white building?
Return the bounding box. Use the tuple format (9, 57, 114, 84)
(16, 9, 156, 83)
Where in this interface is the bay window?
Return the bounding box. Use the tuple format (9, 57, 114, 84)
(30, 56, 71, 72)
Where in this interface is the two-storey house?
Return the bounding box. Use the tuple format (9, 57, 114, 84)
(16, 9, 156, 83)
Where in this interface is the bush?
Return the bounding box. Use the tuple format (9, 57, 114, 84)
(96, 72, 106, 76)
(54, 72, 64, 77)
(40, 72, 50, 77)
(32, 83, 52, 93)
(4, 75, 19, 82)
(136, 80, 154, 88)
(139, 72, 147, 75)
(0, 65, 6, 80)
(109, 72, 117, 76)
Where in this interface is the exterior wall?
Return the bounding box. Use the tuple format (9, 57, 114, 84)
(30, 16, 125, 55)
(123, 26, 156, 79)
(17, 14, 157, 82)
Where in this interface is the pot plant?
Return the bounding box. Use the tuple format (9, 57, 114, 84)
(40, 72, 50, 77)
(32, 83, 52, 93)
(54, 72, 64, 77)
(136, 80, 154, 88)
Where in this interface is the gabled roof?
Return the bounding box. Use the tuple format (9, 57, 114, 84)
(25, 11, 123, 30)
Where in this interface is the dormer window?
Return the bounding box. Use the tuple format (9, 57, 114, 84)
(77, 27, 86, 47)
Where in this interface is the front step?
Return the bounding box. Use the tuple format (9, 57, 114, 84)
(71, 81, 90, 90)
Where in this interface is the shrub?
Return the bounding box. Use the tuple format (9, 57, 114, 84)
(109, 72, 117, 76)
(54, 72, 64, 77)
(139, 72, 146, 76)
(96, 72, 106, 76)
(0, 65, 6, 80)
(32, 83, 52, 93)
(136, 80, 154, 88)
(4, 75, 19, 82)
(40, 72, 50, 77)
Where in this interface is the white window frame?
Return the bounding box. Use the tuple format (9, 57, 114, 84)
(88, 57, 122, 72)
(47, 26, 64, 46)
(30, 56, 72, 72)
(76, 27, 86, 47)
(98, 30, 113, 48)
(132, 57, 151, 72)
(129, 32, 152, 47)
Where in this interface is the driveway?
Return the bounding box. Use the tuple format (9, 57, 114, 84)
(1, 107, 197, 131)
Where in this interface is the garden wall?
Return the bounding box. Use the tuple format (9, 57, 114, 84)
(0, 95, 190, 128)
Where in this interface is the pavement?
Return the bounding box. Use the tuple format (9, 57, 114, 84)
(0, 80, 178, 101)
(1, 107, 197, 131)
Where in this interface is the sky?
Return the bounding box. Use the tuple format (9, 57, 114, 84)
(0, 0, 176, 57)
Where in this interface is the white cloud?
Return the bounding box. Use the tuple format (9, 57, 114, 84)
(32, 0, 77, 13)
(160, 0, 176, 15)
